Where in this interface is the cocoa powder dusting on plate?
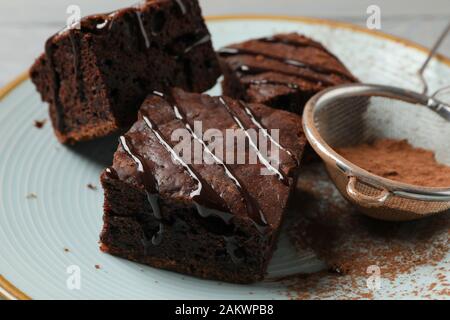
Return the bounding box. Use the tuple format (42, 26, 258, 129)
(283, 162, 449, 299)
(336, 139, 450, 187)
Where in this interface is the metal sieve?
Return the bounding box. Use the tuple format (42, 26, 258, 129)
(302, 24, 450, 221)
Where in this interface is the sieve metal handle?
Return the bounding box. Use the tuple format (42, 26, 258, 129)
(418, 23, 450, 95)
(346, 176, 390, 207)
(416, 22, 450, 120)
(426, 97, 450, 121)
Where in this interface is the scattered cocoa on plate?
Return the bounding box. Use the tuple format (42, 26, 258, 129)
(283, 162, 449, 299)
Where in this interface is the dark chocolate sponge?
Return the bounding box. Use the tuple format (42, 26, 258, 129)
(30, 0, 221, 144)
(218, 33, 357, 114)
(100, 88, 307, 283)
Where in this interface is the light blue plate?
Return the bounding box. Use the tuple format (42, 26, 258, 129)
(1, 17, 449, 300)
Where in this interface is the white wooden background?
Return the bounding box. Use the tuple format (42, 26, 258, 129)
(1, 0, 450, 87)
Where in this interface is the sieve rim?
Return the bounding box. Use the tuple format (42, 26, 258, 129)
(302, 83, 450, 201)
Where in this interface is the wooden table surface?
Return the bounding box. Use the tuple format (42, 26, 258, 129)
(1, 0, 449, 87)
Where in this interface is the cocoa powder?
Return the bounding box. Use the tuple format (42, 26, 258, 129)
(336, 139, 450, 187)
(282, 162, 449, 299)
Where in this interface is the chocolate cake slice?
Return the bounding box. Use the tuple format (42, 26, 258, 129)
(30, 0, 221, 144)
(100, 88, 307, 283)
(219, 33, 357, 114)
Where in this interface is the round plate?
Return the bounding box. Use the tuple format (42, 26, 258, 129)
(1, 16, 449, 300)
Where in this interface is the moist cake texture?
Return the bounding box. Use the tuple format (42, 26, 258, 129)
(100, 88, 307, 283)
(30, 0, 221, 144)
(219, 33, 357, 114)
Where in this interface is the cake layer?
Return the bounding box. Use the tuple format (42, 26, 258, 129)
(100, 88, 307, 283)
(219, 33, 357, 114)
(30, 0, 221, 144)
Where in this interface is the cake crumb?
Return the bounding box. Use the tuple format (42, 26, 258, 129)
(26, 193, 37, 199)
(94, 264, 101, 269)
(34, 119, 46, 129)
(87, 183, 97, 190)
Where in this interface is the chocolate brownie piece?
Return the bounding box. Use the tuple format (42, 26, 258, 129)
(219, 33, 357, 114)
(100, 88, 307, 283)
(30, 0, 220, 144)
